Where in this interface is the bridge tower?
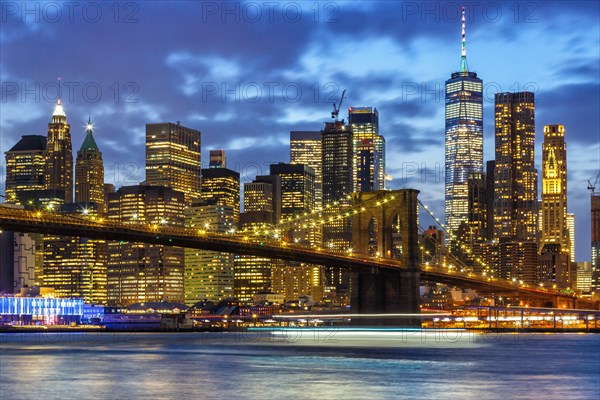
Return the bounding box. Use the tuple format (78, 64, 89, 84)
(351, 189, 421, 321)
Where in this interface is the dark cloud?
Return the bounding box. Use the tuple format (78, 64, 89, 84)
(0, 1, 598, 260)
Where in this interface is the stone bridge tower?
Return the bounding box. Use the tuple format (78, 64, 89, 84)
(350, 189, 421, 320)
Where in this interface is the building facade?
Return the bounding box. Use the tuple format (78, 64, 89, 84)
(540, 125, 569, 254)
(322, 121, 354, 290)
(41, 204, 107, 304)
(45, 99, 73, 203)
(200, 167, 240, 223)
(145, 122, 201, 204)
(348, 107, 385, 192)
(493, 92, 538, 241)
(592, 193, 600, 292)
(290, 131, 322, 211)
(444, 11, 483, 243)
(106, 185, 185, 306)
(4, 135, 47, 204)
(184, 201, 235, 305)
(75, 118, 105, 213)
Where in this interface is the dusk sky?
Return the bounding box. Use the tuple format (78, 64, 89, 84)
(1, 1, 598, 261)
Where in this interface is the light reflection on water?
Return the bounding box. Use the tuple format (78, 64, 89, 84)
(1, 331, 598, 400)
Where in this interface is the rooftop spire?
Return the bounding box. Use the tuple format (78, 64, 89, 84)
(79, 115, 99, 153)
(460, 6, 468, 72)
(52, 77, 66, 118)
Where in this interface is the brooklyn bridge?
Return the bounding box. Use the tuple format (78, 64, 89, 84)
(1, 189, 596, 312)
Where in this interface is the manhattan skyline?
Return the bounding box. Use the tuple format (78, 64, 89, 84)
(1, 1, 598, 261)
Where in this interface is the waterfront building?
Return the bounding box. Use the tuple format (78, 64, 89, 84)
(106, 185, 185, 306)
(184, 201, 235, 305)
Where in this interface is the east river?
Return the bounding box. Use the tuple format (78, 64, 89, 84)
(1, 330, 598, 399)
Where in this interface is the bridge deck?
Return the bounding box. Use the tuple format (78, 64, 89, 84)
(0, 206, 586, 304)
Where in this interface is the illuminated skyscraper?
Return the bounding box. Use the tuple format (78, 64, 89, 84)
(494, 92, 537, 241)
(242, 175, 281, 224)
(540, 125, 569, 253)
(269, 163, 315, 221)
(201, 167, 240, 223)
(41, 203, 107, 304)
(348, 107, 385, 191)
(4, 135, 46, 204)
(45, 97, 73, 203)
(184, 201, 235, 305)
(290, 131, 322, 210)
(269, 163, 321, 299)
(494, 91, 538, 284)
(106, 185, 185, 306)
(444, 8, 483, 242)
(567, 213, 575, 263)
(145, 122, 201, 204)
(75, 117, 105, 213)
(236, 197, 275, 302)
(592, 192, 600, 291)
(322, 121, 353, 289)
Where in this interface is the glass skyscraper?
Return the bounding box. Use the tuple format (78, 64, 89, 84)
(444, 8, 483, 242)
(348, 107, 385, 192)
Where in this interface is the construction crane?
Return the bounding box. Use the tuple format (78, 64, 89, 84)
(331, 89, 346, 122)
(588, 171, 600, 194)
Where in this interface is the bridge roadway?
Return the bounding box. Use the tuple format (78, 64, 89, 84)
(0, 207, 586, 304)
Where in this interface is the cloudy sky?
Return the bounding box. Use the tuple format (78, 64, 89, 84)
(1, 1, 598, 260)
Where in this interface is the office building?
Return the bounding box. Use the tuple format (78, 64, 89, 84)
(540, 125, 570, 256)
(45, 98, 73, 203)
(184, 201, 235, 305)
(145, 122, 201, 204)
(567, 213, 575, 263)
(494, 91, 537, 241)
(4, 135, 46, 204)
(201, 167, 240, 223)
(290, 131, 322, 210)
(269, 163, 315, 223)
(322, 120, 353, 289)
(242, 175, 281, 224)
(444, 8, 483, 242)
(592, 192, 600, 292)
(106, 185, 185, 306)
(41, 203, 107, 304)
(75, 117, 105, 213)
(348, 107, 385, 192)
(575, 262, 592, 294)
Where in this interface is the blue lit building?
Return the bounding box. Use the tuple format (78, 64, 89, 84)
(444, 7, 483, 243)
(0, 296, 84, 325)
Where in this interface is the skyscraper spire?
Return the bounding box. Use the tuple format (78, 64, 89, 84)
(53, 77, 66, 118)
(460, 6, 468, 73)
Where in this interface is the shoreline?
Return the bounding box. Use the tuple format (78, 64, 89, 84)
(1, 326, 598, 334)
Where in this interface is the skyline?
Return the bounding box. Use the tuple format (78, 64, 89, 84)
(1, 1, 599, 261)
